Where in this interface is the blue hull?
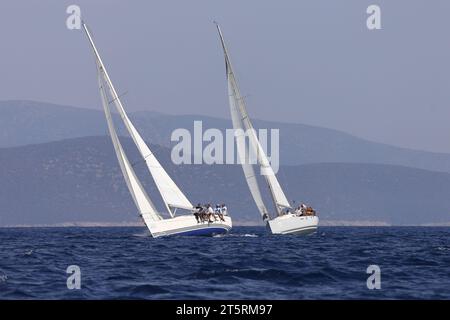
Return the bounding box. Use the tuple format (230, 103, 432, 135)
(174, 227, 229, 237)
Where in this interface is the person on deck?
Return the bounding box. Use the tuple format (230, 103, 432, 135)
(197, 204, 207, 222)
(200, 204, 208, 222)
(207, 204, 215, 223)
(221, 204, 228, 216)
(300, 203, 307, 215)
(215, 204, 225, 222)
(193, 203, 202, 223)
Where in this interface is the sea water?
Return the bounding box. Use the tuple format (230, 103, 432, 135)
(0, 226, 448, 299)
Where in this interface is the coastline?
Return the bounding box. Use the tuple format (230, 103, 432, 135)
(1, 220, 450, 228)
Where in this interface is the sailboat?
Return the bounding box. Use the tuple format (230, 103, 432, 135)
(82, 22, 232, 237)
(215, 23, 318, 235)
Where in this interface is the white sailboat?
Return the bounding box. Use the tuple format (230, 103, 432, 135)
(82, 22, 232, 237)
(215, 24, 318, 235)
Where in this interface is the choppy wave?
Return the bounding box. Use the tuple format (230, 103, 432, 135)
(214, 233, 258, 238)
(0, 226, 449, 299)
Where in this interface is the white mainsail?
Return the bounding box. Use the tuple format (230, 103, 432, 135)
(216, 23, 291, 216)
(227, 65, 270, 218)
(97, 63, 162, 223)
(83, 23, 193, 216)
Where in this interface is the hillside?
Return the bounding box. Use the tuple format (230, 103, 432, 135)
(0, 136, 449, 226)
(2, 100, 450, 172)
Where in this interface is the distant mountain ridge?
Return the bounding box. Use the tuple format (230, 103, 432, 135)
(0, 136, 449, 226)
(2, 100, 450, 173)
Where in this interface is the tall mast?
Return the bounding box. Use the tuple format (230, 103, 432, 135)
(216, 23, 291, 217)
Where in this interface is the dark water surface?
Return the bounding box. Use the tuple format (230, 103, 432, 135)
(0, 226, 449, 299)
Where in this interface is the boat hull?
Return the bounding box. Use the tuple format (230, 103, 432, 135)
(267, 214, 318, 235)
(147, 215, 232, 238)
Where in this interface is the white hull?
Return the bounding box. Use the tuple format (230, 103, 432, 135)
(147, 215, 232, 238)
(267, 214, 319, 235)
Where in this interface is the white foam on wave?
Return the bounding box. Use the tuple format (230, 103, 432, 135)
(221, 233, 259, 238)
(132, 232, 151, 238)
(213, 233, 259, 238)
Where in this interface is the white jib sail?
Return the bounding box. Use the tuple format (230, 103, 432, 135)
(216, 24, 291, 214)
(97, 64, 162, 223)
(228, 71, 269, 218)
(83, 23, 193, 216)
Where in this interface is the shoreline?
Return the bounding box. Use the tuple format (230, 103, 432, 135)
(1, 221, 450, 228)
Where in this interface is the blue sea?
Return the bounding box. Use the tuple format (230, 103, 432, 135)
(0, 226, 449, 299)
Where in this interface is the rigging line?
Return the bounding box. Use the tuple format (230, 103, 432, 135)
(238, 94, 251, 101)
(108, 91, 129, 105)
(229, 91, 251, 101)
(130, 159, 144, 168)
(130, 153, 157, 168)
(278, 163, 293, 206)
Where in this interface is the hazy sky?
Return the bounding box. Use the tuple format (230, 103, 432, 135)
(1, 1, 450, 153)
